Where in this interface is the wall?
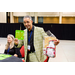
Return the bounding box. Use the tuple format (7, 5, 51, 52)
(0, 23, 75, 40)
(62, 17, 75, 24)
(62, 12, 75, 16)
(0, 12, 75, 24)
(38, 12, 59, 16)
(43, 17, 59, 23)
(0, 12, 6, 23)
(9, 12, 75, 23)
(14, 17, 18, 23)
(13, 12, 59, 17)
(13, 12, 34, 17)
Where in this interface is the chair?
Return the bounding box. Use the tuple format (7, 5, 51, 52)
(20, 45, 25, 62)
(20, 45, 25, 57)
(44, 56, 49, 62)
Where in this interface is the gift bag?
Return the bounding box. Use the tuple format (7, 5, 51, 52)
(43, 36, 56, 58)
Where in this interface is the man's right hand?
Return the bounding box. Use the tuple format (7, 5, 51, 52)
(14, 38, 19, 45)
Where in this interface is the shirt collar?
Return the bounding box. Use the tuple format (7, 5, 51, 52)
(31, 25, 34, 31)
(28, 25, 34, 32)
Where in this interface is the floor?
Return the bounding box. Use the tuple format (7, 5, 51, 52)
(49, 40, 75, 62)
(0, 38, 7, 53)
(0, 38, 75, 62)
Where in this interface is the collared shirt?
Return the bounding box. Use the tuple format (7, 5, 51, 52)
(27, 25, 35, 53)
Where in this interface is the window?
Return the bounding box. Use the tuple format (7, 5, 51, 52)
(32, 17, 35, 23)
(18, 17, 23, 23)
(18, 17, 35, 23)
(38, 17, 43, 23)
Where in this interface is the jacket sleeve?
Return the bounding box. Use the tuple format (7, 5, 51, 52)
(14, 47, 22, 58)
(41, 28, 48, 39)
(16, 40, 24, 48)
(4, 50, 7, 54)
(41, 28, 56, 39)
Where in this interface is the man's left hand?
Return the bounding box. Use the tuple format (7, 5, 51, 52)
(54, 39, 60, 46)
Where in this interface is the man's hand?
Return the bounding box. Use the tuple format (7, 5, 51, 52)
(14, 38, 19, 45)
(54, 39, 60, 46)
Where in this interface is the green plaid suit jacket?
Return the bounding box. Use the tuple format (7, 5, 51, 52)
(18, 26, 48, 62)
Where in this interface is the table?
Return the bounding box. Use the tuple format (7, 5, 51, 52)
(0, 54, 23, 62)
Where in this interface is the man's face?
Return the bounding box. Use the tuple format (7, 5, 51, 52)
(23, 18, 33, 30)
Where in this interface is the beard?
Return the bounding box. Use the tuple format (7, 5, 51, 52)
(26, 25, 30, 30)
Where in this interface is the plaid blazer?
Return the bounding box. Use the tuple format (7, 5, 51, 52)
(18, 26, 48, 62)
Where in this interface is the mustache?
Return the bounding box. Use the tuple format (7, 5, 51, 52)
(26, 26, 30, 28)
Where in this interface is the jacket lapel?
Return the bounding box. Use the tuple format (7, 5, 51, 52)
(34, 26, 36, 50)
(34, 26, 40, 61)
(24, 29, 28, 61)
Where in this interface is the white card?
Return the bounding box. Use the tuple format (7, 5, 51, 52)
(27, 45, 30, 51)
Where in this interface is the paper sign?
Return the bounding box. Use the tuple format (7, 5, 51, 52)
(15, 30, 24, 40)
(0, 54, 12, 60)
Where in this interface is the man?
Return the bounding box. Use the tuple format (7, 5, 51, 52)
(14, 16, 59, 62)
